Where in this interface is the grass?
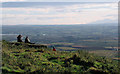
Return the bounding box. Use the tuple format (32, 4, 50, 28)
(2, 40, 120, 74)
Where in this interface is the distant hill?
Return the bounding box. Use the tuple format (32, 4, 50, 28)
(2, 40, 120, 74)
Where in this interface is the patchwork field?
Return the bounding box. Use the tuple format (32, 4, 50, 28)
(88, 50, 118, 59)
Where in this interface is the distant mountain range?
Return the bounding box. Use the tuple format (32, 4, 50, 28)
(3, 23, 118, 26)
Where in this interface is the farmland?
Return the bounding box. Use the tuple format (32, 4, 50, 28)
(2, 25, 118, 59)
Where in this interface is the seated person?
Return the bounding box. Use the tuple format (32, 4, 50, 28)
(17, 35, 23, 42)
(25, 36, 34, 44)
(53, 47, 56, 51)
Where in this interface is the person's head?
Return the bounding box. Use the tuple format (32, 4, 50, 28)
(26, 36, 28, 38)
(18, 34, 22, 37)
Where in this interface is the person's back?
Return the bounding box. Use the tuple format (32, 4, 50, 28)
(17, 35, 23, 42)
(25, 36, 30, 43)
(53, 47, 56, 51)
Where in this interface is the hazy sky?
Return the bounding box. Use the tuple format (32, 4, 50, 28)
(1, 0, 118, 25)
(1, 0, 119, 2)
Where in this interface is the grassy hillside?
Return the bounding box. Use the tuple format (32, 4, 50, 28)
(2, 41, 120, 74)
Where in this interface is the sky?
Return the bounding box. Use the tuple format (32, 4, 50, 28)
(1, 0, 120, 2)
(1, 0, 119, 25)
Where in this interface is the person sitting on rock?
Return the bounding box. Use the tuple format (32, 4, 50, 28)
(17, 35, 23, 42)
(25, 36, 35, 44)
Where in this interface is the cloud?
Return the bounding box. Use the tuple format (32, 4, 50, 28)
(1, 0, 120, 3)
(2, 2, 118, 25)
(1, 0, 26, 2)
(18, 0, 120, 2)
(2, 3, 117, 14)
